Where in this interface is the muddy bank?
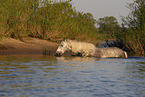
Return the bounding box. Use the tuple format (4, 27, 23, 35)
(0, 37, 59, 55)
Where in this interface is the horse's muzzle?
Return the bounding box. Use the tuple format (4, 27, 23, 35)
(55, 51, 62, 57)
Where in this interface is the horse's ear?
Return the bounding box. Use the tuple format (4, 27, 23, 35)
(65, 39, 72, 43)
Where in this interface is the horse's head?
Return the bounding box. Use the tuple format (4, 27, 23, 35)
(56, 39, 72, 56)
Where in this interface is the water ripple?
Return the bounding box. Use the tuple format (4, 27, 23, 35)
(0, 56, 145, 97)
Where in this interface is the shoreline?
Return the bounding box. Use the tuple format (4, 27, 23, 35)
(0, 37, 59, 55)
(0, 37, 144, 57)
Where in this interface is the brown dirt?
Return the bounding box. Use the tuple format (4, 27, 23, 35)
(0, 37, 59, 55)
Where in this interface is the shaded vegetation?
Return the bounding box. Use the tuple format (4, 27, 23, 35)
(121, 0, 145, 54)
(0, 0, 104, 43)
(97, 16, 121, 40)
(0, 0, 144, 55)
(97, 0, 145, 55)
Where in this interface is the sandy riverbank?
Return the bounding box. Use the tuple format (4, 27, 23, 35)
(0, 37, 60, 55)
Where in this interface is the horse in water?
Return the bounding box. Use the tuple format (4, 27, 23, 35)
(56, 39, 128, 58)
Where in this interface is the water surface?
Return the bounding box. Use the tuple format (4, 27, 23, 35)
(0, 55, 145, 97)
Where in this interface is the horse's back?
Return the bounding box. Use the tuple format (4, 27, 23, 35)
(71, 41, 96, 50)
(98, 47, 127, 58)
(70, 40, 96, 56)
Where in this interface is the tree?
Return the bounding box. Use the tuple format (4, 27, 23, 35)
(121, 0, 145, 54)
(97, 16, 120, 40)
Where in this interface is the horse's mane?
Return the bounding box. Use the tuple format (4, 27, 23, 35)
(64, 39, 88, 44)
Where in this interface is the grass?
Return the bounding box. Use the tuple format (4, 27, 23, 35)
(0, 0, 109, 44)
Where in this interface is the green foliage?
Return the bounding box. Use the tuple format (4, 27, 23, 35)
(0, 0, 102, 43)
(0, 0, 33, 39)
(121, 0, 145, 54)
(97, 16, 121, 40)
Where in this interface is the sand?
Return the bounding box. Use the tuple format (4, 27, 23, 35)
(0, 37, 59, 55)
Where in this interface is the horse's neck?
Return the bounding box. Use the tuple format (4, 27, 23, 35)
(66, 42, 72, 50)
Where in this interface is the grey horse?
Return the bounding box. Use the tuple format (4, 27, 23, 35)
(56, 39, 127, 58)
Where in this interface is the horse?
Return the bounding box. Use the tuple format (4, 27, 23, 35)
(56, 39, 127, 58)
(56, 39, 96, 56)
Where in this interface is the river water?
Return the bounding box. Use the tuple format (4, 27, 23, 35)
(0, 55, 145, 97)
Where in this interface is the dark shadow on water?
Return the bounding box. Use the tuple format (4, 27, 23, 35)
(128, 56, 145, 59)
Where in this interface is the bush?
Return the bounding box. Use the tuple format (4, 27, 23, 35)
(0, 0, 106, 44)
(121, 0, 145, 54)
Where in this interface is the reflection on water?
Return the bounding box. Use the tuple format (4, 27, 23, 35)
(0, 56, 145, 97)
